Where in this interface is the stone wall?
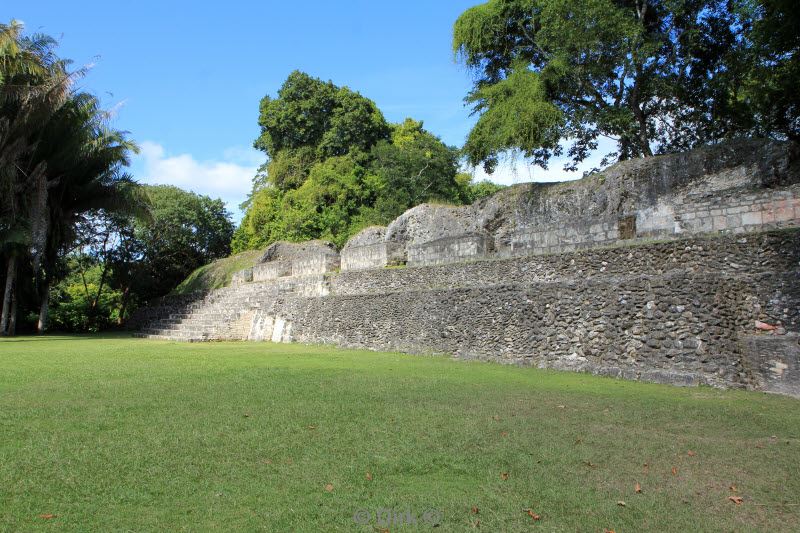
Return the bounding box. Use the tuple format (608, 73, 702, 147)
(503, 185, 800, 257)
(341, 242, 392, 271)
(253, 261, 291, 281)
(256, 271, 757, 389)
(134, 140, 800, 396)
(407, 234, 492, 267)
(291, 254, 340, 277)
(223, 230, 799, 395)
(378, 139, 800, 262)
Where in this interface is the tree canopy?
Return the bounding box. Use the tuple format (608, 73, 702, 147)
(0, 20, 141, 335)
(453, 0, 800, 172)
(234, 72, 500, 252)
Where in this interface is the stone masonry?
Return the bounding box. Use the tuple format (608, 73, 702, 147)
(132, 140, 800, 397)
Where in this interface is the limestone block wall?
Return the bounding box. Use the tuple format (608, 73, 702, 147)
(257, 272, 756, 389)
(407, 234, 491, 267)
(253, 261, 291, 281)
(666, 187, 800, 235)
(244, 230, 800, 395)
(375, 140, 799, 262)
(330, 231, 799, 309)
(133, 141, 800, 396)
(231, 268, 253, 285)
(341, 242, 391, 271)
(291, 254, 340, 277)
(502, 185, 800, 257)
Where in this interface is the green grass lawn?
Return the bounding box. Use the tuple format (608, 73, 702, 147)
(1, 336, 798, 532)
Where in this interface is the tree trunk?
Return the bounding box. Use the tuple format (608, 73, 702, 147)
(8, 286, 17, 336)
(1, 254, 18, 336)
(636, 111, 653, 157)
(117, 286, 130, 326)
(29, 163, 51, 277)
(37, 280, 50, 334)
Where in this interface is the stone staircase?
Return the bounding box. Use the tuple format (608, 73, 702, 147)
(134, 282, 290, 341)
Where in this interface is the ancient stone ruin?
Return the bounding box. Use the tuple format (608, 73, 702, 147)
(132, 139, 800, 396)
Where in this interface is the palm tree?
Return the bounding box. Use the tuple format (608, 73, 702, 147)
(1, 20, 141, 335)
(31, 93, 144, 332)
(0, 20, 72, 335)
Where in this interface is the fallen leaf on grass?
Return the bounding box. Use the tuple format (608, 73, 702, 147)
(243, 413, 250, 418)
(492, 415, 500, 421)
(471, 518, 481, 528)
(617, 501, 626, 507)
(755, 442, 765, 449)
(643, 463, 650, 474)
(584, 460, 597, 468)
(365, 472, 373, 481)
(500, 472, 509, 480)
(574, 438, 583, 444)
(557, 405, 566, 409)
(730, 485, 738, 492)
(603, 529, 616, 533)
(729, 496, 744, 505)
(324, 483, 334, 492)
(471, 506, 479, 514)
(635, 482, 642, 494)
(671, 467, 678, 476)
(523, 509, 541, 520)
(39, 514, 56, 520)
(307, 425, 317, 430)
(262, 459, 273, 464)
(500, 431, 509, 437)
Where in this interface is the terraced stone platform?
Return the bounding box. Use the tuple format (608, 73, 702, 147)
(131, 140, 800, 395)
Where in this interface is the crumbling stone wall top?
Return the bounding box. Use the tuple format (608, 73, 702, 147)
(258, 240, 339, 264)
(341, 226, 387, 251)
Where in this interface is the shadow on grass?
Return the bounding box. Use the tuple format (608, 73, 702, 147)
(0, 332, 135, 342)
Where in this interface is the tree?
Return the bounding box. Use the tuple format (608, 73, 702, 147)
(741, 0, 800, 139)
(41, 184, 233, 331)
(132, 185, 234, 300)
(30, 93, 143, 332)
(254, 71, 390, 169)
(0, 20, 73, 335)
(368, 119, 462, 220)
(234, 73, 466, 253)
(0, 20, 140, 335)
(455, 173, 507, 204)
(453, 0, 799, 172)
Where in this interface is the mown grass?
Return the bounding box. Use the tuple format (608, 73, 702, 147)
(1, 335, 798, 532)
(172, 249, 263, 295)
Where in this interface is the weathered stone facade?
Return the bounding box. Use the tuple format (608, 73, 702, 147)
(133, 140, 800, 396)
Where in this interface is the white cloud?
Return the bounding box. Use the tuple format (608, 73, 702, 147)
(133, 142, 262, 221)
(468, 137, 617, 186)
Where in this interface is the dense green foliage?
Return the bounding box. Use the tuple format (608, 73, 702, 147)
(2, 335, 799, 530)
(132, 185, 233, 300)
(44, 185, 234, 332)
(744, 0, 800, 140)
(254, 71, 390, 162)
(48, 259, 125, 332)
(0, 20, 140, 335)
(0, 22, 236, 333)
(234, 72, 502, 252)
(454, 0, 800, 172)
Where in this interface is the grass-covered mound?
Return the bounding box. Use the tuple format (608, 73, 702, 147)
(1, 335, 798, 531)
(172, 249, 263, 295)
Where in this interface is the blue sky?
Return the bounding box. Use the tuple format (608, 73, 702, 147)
(7, 1, 599, 219)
